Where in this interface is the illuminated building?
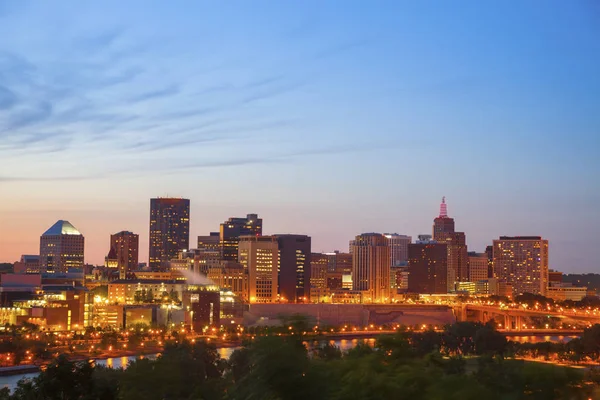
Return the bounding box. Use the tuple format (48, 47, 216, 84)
(149, 198, 190, 269)
(407, 238, 448, 294)
(197, 232, 220, 251)
(350, 233, 390, 303)
(546, 283, 587, 302)
(110, 231, 139, 279)
(383, 233, 412, 266)
(310, 253, 329, 302)
(432, 197, 468, 289)
(275, 234, 311, 302)
(468, 252, 489, 283)
(455, 281, 476, 294)
(13, 255, 40, 274)
(325, 251, 352, 274)
(108, 279, 187, 304)
(492, 236, 549, 296)
(169, 249, 196, 277)
(105, 247, 118, 269)
(205, 261, 247, 299)
(238, 235, 278, 303)
(220, 214, 262, 261)
(40, 220, 84, 273)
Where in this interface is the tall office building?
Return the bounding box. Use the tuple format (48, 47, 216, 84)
(275, 234, 311, 302)
(110, 231, 139, 279)
(467, 252, 489, 283)
(220, 214, 262, 261)
(310, 253, 329, 302)
(40, 220, 85, 273)
(238, 235, 278, 303)
(493, 236, 549, 296)
(432, 197, 468, 289)
(383, 233, 412, 266)
(149, 198, 190, 269)
(485, 245, 494, 278)
(407, 238, 448, 294)
(350, 233, 390, 303)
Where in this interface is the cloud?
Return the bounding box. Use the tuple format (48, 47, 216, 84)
(3, 101, 53, 131)
(129, 85, 179, 102)
(0, 86, 17, 109)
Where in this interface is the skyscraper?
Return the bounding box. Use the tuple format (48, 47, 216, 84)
(220, 214, 262, 261)
(275, 234, 311, 302)
(40, 220, 84, 273)
(350, 233, 390, 303)
(149, 198, 190, 269)
(238, 235, 278, 303)
(110, 231, 139, 279)
(407, 238, 448, 294)
(493, 236, 549, 296)
(432, 197, 468, 290)
(383, 233, 412, 266)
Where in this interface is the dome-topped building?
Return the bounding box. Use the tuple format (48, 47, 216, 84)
(40, 220, 84, 273)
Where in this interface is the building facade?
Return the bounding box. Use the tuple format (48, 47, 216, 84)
(407, 240, 448, 294)
(468, 252, 489, 283)
(383, 233, 412, 266)
(238, 235, 278, 303)
(432, 198, 468, 289)
(275, 234, 311, 302)
(149, 198, 190, 269)
(492, 236, 549, 297)
(220, 214, 262, 261)
(110, 231, 139, 279)
(350, 233, 390, 303)
(40, 220, 85, 273)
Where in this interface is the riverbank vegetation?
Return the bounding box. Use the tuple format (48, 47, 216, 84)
(2, 322, 600, 400)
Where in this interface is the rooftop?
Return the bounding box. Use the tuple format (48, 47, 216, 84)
(42, 220, 82, 236)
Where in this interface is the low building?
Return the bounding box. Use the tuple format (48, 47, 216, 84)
(13, 255, 40, 274)
(546, 283, 587, 302)
(108, 279, 187, 304)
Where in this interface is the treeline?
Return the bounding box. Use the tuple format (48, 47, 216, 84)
(2, 322, 600, 400)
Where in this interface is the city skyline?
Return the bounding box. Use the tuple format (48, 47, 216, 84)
(1, 1, 599, 272)
(0, 195, 596, 273)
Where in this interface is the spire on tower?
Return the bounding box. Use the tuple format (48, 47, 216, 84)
(439, 196, 448, 218)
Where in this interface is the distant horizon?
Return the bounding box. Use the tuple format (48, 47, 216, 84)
(1, 1, 598, 272)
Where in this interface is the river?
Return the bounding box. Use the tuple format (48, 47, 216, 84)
(0, 335, 576, 392)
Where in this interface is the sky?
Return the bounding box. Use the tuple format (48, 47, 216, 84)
(0, 1, 599, 272)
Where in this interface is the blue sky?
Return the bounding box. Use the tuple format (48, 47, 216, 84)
(0, 0, 599, 271)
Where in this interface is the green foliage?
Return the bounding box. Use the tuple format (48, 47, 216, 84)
(4, 323, 598, 400)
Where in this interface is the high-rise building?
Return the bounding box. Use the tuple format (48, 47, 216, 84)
(310, 253, 329, 303)
(432, 197, 468, 290)
(493, 236, 549, 296)
(40, 220, 85, 273)
(407, 239, 448, 294)
(275, 235, 311, 302)
(149, 198, 190, 269)
(220, 214, 262, 261)
(467, 252, 489, 283)
(238, 235, 278, 303)
(110, 231, 139, 279)
(197, 232, 220, 251)
(485, 245, 494, 278)
(350, 233, 390, 303)
(383, 233, 412, 266)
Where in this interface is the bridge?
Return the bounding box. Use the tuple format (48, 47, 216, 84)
(456, 304, 600, 330)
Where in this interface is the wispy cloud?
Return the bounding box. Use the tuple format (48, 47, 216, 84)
(129, 85, 179, 102)
(0, 85, 17, 109)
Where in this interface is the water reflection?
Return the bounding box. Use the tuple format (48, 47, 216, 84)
(508, 335, 577, 343)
